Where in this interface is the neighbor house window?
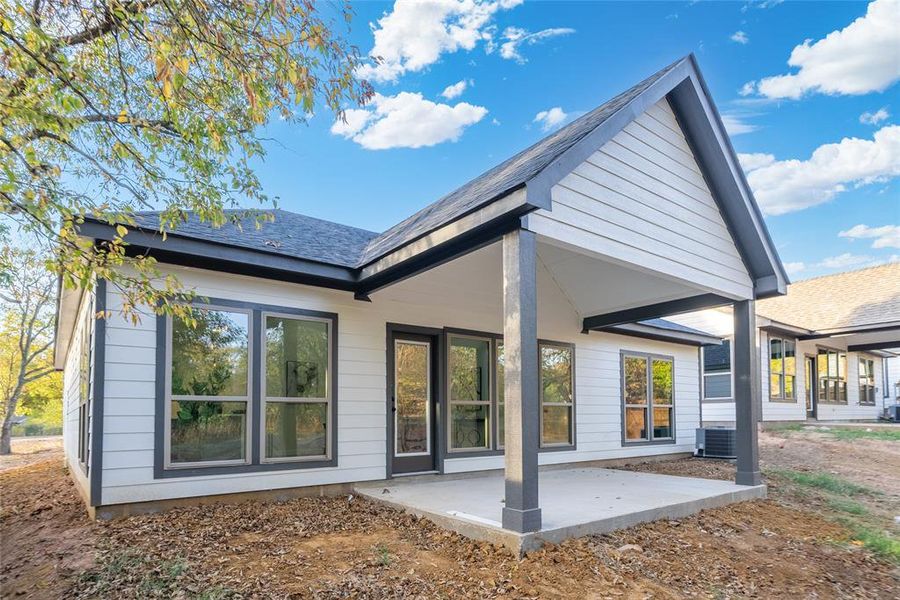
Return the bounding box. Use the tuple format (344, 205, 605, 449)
(448, 335, 492, 451)
(769, 337, 796, 402)
(168, 307, 251, 466)
(77, 315, 92, 470)
(540, 343, 574, 447)
(263, 314, 332, 461)
(817, 348, 847, 404)
(623, 353, 674, 443)
(858, 357, 876, 405)
(701, 340, 732, 401)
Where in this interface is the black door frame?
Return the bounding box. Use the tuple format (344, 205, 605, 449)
(386, 323, 444, 478)
(805, 354, 818, 420)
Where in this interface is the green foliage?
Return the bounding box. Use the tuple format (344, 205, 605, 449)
(374, 543, 392, 567)
(827, 427, 900, 442)
(769, 469, 876, 496)
(826, 497, 867, 516)
(846, 524, 900, 563)
(1, 1, 373, 320)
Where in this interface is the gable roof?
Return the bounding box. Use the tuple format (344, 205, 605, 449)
(757, 262, 900, 332)
(358, 60, 681, 265)
(80, 54, 787, 299)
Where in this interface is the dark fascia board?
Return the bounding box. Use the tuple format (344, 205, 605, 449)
(80, 218, 359, 291)
(583, 293, 734, 331)
(848, 341, 900, 353)
(799, 322, 900, 340)
(670, 55, 788, 298)
(528, 54, 788, 300)
(602, 322, 722, 347)
(757, 318, 812, 338)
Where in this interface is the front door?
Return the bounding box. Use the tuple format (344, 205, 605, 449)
(806, 356, 817, 419)
(391, 334, 437, 474)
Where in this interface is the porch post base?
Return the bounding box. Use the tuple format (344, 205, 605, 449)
(502, 506, 542, 533)
(735, 470, 762, 486)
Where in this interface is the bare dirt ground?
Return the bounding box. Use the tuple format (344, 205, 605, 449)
(1, 429, 897, 599)
(0, 436, 63, 472)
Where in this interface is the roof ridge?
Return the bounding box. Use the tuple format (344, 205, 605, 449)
(789, 260, 899, 285)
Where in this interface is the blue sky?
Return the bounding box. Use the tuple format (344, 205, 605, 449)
(253, 0, 899, 280)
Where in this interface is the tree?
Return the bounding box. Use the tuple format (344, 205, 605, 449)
(0, 246, 57, 453)
(1, 1, 372, 320)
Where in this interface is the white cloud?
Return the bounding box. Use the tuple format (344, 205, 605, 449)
(783, 261, 806, 276)
(730, 31, 749, 44)
(738, 81, 757, 97)
(357, 0, 524, 83)
(818, 253, 878, 269)
(721, 114, 758, 136)
(839, 224, 900, 248)
(497, 26, 576, 64)
(743, 0, 900, 99)
(330, 92, 487, 150)
(533, 107, 569, 131)
(860, 107, 890, 125)
(738, 125, 900, 215)
(441, 79, 472, 100)
(737, 152, 776, 172)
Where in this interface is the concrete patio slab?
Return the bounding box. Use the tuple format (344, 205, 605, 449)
(355, 467, 766, 555)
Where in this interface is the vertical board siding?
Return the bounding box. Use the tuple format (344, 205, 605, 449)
(530, 97, 753, 299)
(99, 261, 703, 505)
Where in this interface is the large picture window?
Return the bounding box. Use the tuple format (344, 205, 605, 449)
(168, 307, 251, 466)
(623, 352, 674, 443)
(769, 337, 796, 402)
(701, 340, 731, 401)
(448, 335, 492, 451)
(817, 348, 847, 404)
(858, 357, 876, 405)
(263, 314, 331, 461)
(540, 343, 574, 447)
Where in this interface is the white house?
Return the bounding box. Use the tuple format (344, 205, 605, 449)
(54, 56, 787, 533)
(670, 263, 900, 425)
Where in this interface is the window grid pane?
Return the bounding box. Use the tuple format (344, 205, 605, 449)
(449, 336, 491, 450)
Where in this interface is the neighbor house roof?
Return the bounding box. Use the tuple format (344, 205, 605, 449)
(605, 318, 723, 346)
(757, 262, 900, 332)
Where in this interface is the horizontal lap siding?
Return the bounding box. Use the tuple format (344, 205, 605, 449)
(102, 263, 702, 505)
(62, 290, 93, 499)
(531, 97, 752, 299)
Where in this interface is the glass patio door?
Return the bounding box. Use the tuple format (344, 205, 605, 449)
(391, 334, 436, 474)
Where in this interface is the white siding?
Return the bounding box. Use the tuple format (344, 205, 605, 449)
(527, 98, 753, 300)
(62, 288, 94, 500)
(99, 256, 701, 505)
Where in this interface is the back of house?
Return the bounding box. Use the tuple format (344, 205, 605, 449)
(54, 56, 787, 521)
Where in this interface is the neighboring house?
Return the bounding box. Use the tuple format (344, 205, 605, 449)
(670, 263, 900, 425)
(884, 354, 900, 405)
(53, 56, 787, 530)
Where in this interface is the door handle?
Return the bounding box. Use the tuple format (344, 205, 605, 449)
(391, 395, 396, 413)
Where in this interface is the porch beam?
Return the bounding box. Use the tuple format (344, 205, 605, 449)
(848, 340, 900, 352)
(581, 293, 733, 331)
(733, 299, 761, 486)
(501, 228, 542, 533)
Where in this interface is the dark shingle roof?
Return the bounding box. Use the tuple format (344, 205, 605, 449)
(358, 59, 683, 265)
(132, 58, 686, 270)
(133, 209, 378, 268)
(638, 318, 714, 337)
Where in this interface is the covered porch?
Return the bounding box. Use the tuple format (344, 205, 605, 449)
(356, 465, 766, 554)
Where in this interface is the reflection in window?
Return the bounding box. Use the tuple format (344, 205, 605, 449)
(623, 353, 674, 442)
(769, 337, 796, 401)
(170, 308, 250, 465)
(449, 336, 491, 450)
(264, 315, 331, 460)
(702, 341, 731, 400)
(394, 341, 430, 455)
(497, 342, 505, 448)
(540, 344, 574, 446)
(818, 348, 847, 404)
(858, 357, 876, 405)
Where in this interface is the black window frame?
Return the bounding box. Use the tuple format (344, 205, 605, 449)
(700, 339, 732, 403)
(768, 336, 797, 403)
(858, 356, 876, 406)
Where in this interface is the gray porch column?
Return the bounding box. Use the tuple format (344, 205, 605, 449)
(733, 299, 761, 486)
(501, 228, 542, 532)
